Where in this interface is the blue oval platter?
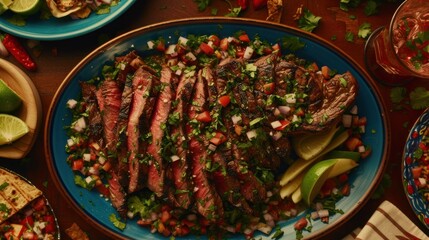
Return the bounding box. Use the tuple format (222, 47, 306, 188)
(0, 1, 136, 40)
(45, 18, 390, 239)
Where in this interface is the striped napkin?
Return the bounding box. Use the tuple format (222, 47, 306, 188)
(343, 200, 428, 240)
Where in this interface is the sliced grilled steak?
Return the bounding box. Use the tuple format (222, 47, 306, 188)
(115, 51, 140, 89)
(127, 67, 159, 193)
(167, 71, 197, 209)
(301, 71, 358, 132)
(147, 67, 178, 197)
(187, 69, 224, 221)
(97, 78, 122, 153)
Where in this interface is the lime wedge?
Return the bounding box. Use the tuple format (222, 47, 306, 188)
(301, 159, 336, 205)
(292, 125, 339, 161)
(0, 114, 29, 145)
(301, 158, 358, 205)
(0, 79, 23, 113)
(0, 0, 13, 14)
(9, 0, 40, 15)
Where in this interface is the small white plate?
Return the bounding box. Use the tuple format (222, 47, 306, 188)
(0, 59, 42, 159)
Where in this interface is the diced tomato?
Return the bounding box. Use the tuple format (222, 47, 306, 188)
(161, 210, 171, 223)
(72, 159, 84, 171)
(360, 147, 372, 159)
(220, 38, 229, 51)
(308, 62, 319, 71)
(294, 217, 308, 230)
(208, 35, 220, 46)
(345, 137, 363, 151)
(43, 215, 56, 234)
(341, 183, 351, 196)
(237, 0, 248, 10)
(253, 0, 267, 9)
(420, 142, 428, 151)
(200, 42, 214, 55)
(137, 219, 153, 226)
(235, 46, 245, 58)
(156, 41, 165, 52)
(21, 216, 34, 228)
(218, 95, 231, 107)
(32, 198, 46, 211)
(95, 184, 110, 196)
(102, 161, 112, 172)
(263, 82, 275, 94)
(295, 108, 305, 117)
(275, 119, 290, 131)
(338, 173, 349, 183)
(157, 222, 171, 237)
(182, 218, 196, 228)
(238, 33, 250, 43)
(320, 178, 336, 198)
(196, 111, 212, 122)
(321, 66, 330, 79)
(407, 184, 414, 194)
(210, 132, 227, 145)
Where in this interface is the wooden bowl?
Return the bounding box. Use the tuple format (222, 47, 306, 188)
(0, 59, 42, 159)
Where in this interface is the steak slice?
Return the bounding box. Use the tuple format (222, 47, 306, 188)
(167, 71, 197, 209)
(146, 66, 178, 197)
(301, 71, 358, 132)
(127, 67, 159, 193)
(187, 68, 224, 221)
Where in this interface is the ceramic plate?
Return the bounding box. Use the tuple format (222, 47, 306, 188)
(45, 18, 389, 239)
(402, 108, 429, 230)
(0, 166, 60, 239)
(0, 1, 136, 40)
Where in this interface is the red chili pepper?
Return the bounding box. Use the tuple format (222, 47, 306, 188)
(1, 33, 37, 71)
(237, 0, 248, 10)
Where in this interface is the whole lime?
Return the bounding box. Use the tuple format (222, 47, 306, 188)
(0, 79, 23, 113)
(9, 0, 41, 16)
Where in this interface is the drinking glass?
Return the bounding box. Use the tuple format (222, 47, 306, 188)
(364, 0, 429, 86)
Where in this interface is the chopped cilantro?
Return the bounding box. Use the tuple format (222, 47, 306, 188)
(225, 7, 242, 17)
(345, 31, 354, 42)
(364, 0, 378, 16)
(390, 87, 406, 104)
(410, 87, 429, 110)
(358, 22, 372, 39)
(297, 9, 321, 32)
(109, 214, 126, 230)
(271, 226, 284, 239)
(281, 36, 306, 52)
(193, 0, 212, 11)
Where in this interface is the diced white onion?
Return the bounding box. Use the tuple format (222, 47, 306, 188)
(318, 209, 330, 218)
(185, 52, 197, 61)
(165, 44, 177, 55)
(243, 46, 254, 59)
(98, 156, 106, 165)
(88, 167, 99, 175)
(278, 106, 291, 115)
(272, 131, 283, 141)
(91, 142, 101, 151)
(270, 120, 282, 129)
(311, 211, 319, 220)
(66, 99, 78, 109)
(147, 40, 155, 49)
(127, 211, 134, 219)
(171, 155, 180, 162)
(285, 93, 296, 104)
(342, 114, 352, 128)
(231, 114, 242, 125)
(246, 130, 257, 140)
(73, 117, 86, 132)
(208, 144, 217, 151)
(85, 176, 93, 184)
(67, 139, 75, 147)
(178, 36, 188, 46)
(292, 115, 299, 123)
(83, 153, 91, 161)
(257, 222, 272, 234)
(358, 145, 366, 153)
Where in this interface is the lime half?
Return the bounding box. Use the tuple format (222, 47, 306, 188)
(0, 114, 29, 145)
(0, 0, 13, 14)
(0, 79, 23, 113)
(9, 0, 41, 15)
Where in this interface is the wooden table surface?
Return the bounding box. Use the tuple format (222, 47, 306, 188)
(2, 0, 429, 239)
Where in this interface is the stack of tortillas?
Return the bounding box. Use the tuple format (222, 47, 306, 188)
(0, 168, 42, 224)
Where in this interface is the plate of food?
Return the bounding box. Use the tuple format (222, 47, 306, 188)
(0, 0, 136, 40)
(0, 167, 60, 239)
(45, 18, 389, 239)
(0, 58, 42, 159)
(402, 107, 429, 230)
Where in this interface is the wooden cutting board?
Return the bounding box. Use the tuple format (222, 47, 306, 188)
(0, 59, 42, 159)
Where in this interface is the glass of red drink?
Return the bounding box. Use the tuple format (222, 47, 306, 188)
(364, 0, 429, 86)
